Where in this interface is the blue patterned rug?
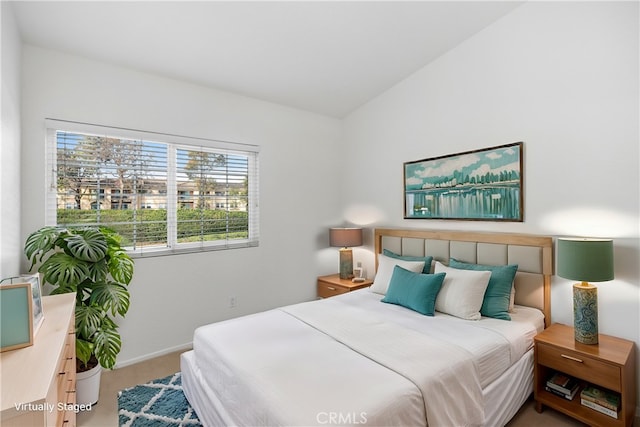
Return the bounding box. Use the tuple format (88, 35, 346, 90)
(118, 373, 202, 426)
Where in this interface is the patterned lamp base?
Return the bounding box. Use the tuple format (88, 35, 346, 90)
(339, 248, 354, 279)
(573, 282, 598, 344)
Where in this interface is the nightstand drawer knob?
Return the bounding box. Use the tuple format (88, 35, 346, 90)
(561, 354, 583, 363)
(327, 286, 336, 291)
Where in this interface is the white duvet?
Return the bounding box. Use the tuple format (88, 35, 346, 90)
(184, 289, 543, 427)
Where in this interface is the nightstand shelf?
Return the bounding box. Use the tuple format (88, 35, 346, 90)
(534, 323, 636, 427)
(317, 274, 372, 298)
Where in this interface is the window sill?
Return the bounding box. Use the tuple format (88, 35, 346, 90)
(127, 240, 259, 259)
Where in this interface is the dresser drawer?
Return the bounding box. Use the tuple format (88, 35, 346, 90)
(317, 281, 349, 298)
(537, 342, 620, 391)
(56, 316, 76, 426)
(56, 350, 73, 396)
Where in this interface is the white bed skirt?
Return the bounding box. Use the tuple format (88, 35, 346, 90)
(180, 347, 534, 427)
(483, 349, 533, 427)
(182, 350, 232, 426)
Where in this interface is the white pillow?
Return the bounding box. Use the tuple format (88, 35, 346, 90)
(434, 261, 491, 320)
(370, 254, 425, 295)
(509, 286, 516, 312)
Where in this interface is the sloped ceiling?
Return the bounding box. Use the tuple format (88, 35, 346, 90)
(11, 1, 523, 118)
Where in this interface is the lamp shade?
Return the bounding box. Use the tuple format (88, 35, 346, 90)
(557, 238, 614, 282)
(329, 228, 363, 248)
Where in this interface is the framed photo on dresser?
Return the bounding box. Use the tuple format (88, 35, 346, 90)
(21, 273, 45, 334)
(0, 274, 45, 338)
(0, 282, 34, 351)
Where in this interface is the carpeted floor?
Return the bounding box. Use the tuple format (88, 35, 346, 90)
(118, 372, 202, 427)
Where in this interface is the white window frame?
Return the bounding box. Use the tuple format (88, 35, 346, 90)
(45, 119, 260, 257)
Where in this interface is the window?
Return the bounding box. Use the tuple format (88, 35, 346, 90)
(46, 119, 259, 256)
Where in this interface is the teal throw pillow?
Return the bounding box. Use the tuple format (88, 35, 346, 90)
(449, 258, 518, 321)
(383, 249, 433, 274)
(381, 265, 445, 316)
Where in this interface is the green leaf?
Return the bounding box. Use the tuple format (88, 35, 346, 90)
(76, 338, 94, 367)
(50, 283, 77, 295)
(108, 250, 134, 285)
(90, 281, 130, 317)
(76, 278, 95, 302)
(24, 226, 62, 269)
(64, 229, 108, 262)
(93, 325, 121, 370)
(39, 253, 90, 287)
(101, 226, 122, 248)
(75, 304, 104, 340)
(86, 258, 108, 282)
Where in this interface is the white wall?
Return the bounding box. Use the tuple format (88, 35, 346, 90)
(20, 46, 344, 364)
(0, 2, 22, 279)
(343, 1, 640, 408)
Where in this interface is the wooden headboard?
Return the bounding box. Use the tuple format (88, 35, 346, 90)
(374, 228, 554, 327)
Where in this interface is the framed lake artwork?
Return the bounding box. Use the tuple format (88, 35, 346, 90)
(404, 142, 523, 221)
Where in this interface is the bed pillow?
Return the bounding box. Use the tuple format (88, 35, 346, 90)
(449, 258, 518, 321)
(433, 261, 491, 320)
(381, 266, 446, 316)
(383, 249, 433, 274)
(509, 287, 516, 312)
(370, 254, 425, 295)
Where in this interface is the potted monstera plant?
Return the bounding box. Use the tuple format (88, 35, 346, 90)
(24, 226, 133, 405)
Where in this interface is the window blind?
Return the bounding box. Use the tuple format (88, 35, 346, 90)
(46, 119, 259, 256)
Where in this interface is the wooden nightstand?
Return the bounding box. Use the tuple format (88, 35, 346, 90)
(317, 274, 373, 298)
(534, 323, 636, 427)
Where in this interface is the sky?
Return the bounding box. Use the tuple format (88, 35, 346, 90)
(405, 143, 521, 190)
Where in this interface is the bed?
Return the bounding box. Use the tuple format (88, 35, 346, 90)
(181, 228, 553, 426)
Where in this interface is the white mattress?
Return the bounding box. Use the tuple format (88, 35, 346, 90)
(332, 290, 543, 387)
(182, 289, 544, 427)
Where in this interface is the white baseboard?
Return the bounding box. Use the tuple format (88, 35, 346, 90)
(114, 342, 193, 369)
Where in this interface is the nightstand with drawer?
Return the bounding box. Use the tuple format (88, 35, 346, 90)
(534, 323, 636, 427)
(317, 274, 372, 298)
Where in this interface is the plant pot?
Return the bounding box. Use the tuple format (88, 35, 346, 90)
(76, 364, 102, 406)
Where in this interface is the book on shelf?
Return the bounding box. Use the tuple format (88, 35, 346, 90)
(581, 398, 619, 419)
(580, 385, 620, 412)
(546, 372, 579, 395)
(545, 384, 579, 401)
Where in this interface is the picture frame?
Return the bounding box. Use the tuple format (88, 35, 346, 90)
(0, 283, 34, 352)
(404, 142, 523, 221)
(1, 274, 45, 336)
(21, 274, 45, 334)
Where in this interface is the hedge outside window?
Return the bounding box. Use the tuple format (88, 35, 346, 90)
(46, 119, 259, 256)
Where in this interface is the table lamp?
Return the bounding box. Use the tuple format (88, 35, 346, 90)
(330, 228, 363, 279)
(557, 238, 614, 344)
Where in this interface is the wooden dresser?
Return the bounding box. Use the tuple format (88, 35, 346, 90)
(1, 293, 77, 427)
